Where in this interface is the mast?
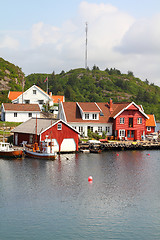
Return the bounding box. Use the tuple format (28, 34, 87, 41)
(85, 22, 88, 69)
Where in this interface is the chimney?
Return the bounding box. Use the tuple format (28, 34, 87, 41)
(109, 98, 113, 113)
(49, 92, 52, 97)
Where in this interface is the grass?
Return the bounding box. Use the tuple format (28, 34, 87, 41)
(0, 121, 22, 127)
(0, 130, 10, 135)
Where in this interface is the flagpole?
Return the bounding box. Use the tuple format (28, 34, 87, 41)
(46, 76, 48, 112)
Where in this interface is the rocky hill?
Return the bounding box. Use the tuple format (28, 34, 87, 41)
(0, 57, 25, 91)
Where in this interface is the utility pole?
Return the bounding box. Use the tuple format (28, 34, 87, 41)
(22, 76, 24, 104)
(85, 22, 88, 69)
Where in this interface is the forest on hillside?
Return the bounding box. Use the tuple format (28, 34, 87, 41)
(25, 67, 160, 120)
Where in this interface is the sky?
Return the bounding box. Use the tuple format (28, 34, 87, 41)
(1, 0, 160, 86)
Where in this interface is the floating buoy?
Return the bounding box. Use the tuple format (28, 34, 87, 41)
(147, 153, 150, 156)
(116, 153, 119, 156)
(88, 176, 93, 182)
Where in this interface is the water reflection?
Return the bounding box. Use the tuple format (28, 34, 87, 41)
(0, 150, 160, 240)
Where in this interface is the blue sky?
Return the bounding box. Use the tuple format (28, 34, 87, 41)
(1, 0, 160, 86)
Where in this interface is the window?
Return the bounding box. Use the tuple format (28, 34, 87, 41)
(33, 90, 36, 94)
(120, 117, 125, 124)
(25, 100, 30, 104)
(28, 113, 32, 117)
(129, 118, 133, 127)
(79, 126, 83, 133)
(57, 123, 62, 130)
(106, 126, 110, 133)
(137, 118, 142, 124)
(98, 126, 102, 132)
(85, 113, 89, 119)
(38, 100, 44, 105)
(88, 126, 93, 132)
(14, 113, 17, 117)
(147, 126, 151, 131)
(119, 130, 125, 137)
(92, 114, 97, 119)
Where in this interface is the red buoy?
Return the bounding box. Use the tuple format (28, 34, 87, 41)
(116, 153, 119, 156)
(88, 176, 93, 182)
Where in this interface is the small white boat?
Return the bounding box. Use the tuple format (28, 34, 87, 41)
(0, 142, 23, 158)
(24, 138, 57, 160)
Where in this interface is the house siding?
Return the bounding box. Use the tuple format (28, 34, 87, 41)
(4, 111, 40, 122)
(114, 110, 146, 140)
(40, 122, 79, 152)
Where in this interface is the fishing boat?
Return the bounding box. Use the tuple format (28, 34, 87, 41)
(24, 137, 57, 160)
(0, 141, 23, 158)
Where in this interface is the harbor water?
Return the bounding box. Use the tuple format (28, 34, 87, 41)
(0, 150, 160, 240)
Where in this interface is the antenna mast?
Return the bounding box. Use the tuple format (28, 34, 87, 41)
(85, 22, 88, 69)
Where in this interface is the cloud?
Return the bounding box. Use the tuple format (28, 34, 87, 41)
(0, 34, 19, 49)
(31, 22, 60, 47)
(0, 1, 160, 85)
(115, 14, 160, 54)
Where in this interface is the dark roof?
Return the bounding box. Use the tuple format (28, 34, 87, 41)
(12, 118, 57, 134)
(3, 103, 41, 112)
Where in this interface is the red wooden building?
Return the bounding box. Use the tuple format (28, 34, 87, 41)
(111, 102, 149, 140)
(12, 118, 79, 152)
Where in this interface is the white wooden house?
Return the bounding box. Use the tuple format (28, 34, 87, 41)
(1, 103, 41, 122)
(58, 101, 113, 137)
(8, 85, 53, 110)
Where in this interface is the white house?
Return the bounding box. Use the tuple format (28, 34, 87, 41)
(8, 85, 53, 110)
(58, 101, 113, 137)
(1, 103, 41, 122)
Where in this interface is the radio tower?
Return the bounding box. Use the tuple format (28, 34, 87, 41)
(85, 22, 88, 69)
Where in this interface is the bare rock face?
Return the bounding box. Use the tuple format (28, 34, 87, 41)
(0, 58, 25, 92)
(0, 79, 11, 90)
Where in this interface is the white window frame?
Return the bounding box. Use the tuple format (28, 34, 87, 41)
(38, 100, 44, 105)
(92, 114, 97, 119)
(33, 90, 36, 94)
(120, 117, 125, 124)
(28, 113, 32, 117)
(106, 126, 110, 133)
(57, 123, 62, 130)
(79, 126, 83, 133)
(137, 118, 142, 124)
(119, 129, 125, 137)
(25, 100, 30, 104)
(85, 113, 89, 119)
(98, 126, 103, 132)
(14, 112, 17, 117)
(147, 126, 151, 131)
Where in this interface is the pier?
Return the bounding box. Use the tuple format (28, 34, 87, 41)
(79, 140, 160, 152)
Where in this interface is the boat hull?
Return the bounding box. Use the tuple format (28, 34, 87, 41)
(0, 150, 23, 158)
(24, 149, 57, 160)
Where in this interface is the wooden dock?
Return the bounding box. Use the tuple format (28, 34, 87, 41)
(79, 140, 160, 152)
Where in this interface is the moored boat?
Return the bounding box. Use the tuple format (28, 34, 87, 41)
(24, 138, 57, 160)
(0, 142, 23, 158)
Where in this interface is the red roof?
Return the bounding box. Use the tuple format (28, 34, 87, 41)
(8, 91, 22, 100)
(62, 101, 148, 123)
(146, 114, 156, 127)
(3, 103, 41, 112)
(51, 95, 64, 103)
(78, 102, 100, 112)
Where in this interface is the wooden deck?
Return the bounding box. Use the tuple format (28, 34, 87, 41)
(79, 140, 160, 152)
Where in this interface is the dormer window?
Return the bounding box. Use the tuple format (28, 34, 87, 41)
(92, 114, 97, 119)
(85, 114, 89, 119)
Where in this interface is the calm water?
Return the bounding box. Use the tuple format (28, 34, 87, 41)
(0, 150, 160, 240)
